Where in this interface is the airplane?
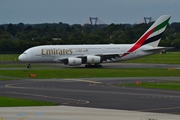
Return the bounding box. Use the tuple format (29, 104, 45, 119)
(19, 15, 172, 68)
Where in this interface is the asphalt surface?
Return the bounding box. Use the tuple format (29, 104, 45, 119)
(1, 77, 180, 115)
(0, 63, 180, 115)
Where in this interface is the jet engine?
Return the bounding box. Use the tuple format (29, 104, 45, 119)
(68, 58, 82, 66)
(87, 56, 101, 64)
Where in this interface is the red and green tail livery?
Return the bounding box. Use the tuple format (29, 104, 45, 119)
(121, 15, 171, 58)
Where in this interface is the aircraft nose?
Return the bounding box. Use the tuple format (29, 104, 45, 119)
(18, 54, 26, 61)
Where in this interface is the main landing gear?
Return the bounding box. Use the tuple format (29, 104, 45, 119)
(85, 64, 102, 68)
(27, 63, 31, 69)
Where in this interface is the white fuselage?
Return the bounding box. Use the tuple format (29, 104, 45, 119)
(18, 44, 154, 64)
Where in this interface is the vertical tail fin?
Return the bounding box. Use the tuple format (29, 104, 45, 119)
(121, 15, 171, 58)
(135, 15, 171, 47)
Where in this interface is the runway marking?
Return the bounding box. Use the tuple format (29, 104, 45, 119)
(36, 112, 44, 116)
(19, 116, 26, 120)
(5, 82, 180, 99)
(63, 79, 102, 84)
(7, 91, 89, 105)
(6, 79, 101, 89)
(140, 95, 180, 99)
(18, 113, 26, 116)
(141, 106, 180, 112)
(6, 81, 39, 88)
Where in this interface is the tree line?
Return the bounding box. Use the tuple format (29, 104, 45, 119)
(0, 21, 180, 54)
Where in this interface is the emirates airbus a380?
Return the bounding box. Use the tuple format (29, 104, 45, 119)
(19, 15, 172, 68)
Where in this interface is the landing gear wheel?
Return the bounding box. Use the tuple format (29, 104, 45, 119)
(85, 64, 91, 68)
(85, 64, 102, 68)
(27, 63, 31, 69)
(95, 65, 102, 68)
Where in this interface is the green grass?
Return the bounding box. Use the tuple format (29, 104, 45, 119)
(0, 54, 19, 61)
(116, 81, 180, 91)
(0, 68, 179, 79)
(0, 77, 15, 80)
(122, 52, 180, 64)
(0, 63, 50, 68)
(0, 96, 56, 107)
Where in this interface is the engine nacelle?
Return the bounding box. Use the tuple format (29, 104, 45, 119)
(87, 56, 101, 64)
(68, 58, 82, 66)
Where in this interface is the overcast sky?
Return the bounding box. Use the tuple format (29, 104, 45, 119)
(0, 0, 179, 24)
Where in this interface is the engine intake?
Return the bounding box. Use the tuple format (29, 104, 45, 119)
(87, 56, 101, 64)
(68, 58, 82, 66)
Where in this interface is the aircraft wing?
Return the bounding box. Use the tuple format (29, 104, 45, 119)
(142, 47, 174, 51)
(78, 53, 122, 62)
(55, 53, 123, 63)
(54, 57, 68, 63)
(95, 53, 122, 62)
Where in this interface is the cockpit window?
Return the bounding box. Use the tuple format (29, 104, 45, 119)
(23, 52, 27, 54)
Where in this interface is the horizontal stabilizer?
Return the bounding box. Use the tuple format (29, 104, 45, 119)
(142, 47, 174, 51)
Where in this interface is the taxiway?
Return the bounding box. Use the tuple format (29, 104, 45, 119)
(0, 77, 180, 114)
(0, 63, 180, 119)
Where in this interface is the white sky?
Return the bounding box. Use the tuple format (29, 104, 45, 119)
(0, 0, 179, 24)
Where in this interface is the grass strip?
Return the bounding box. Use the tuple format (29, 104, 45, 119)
(122, 52, 180, 64)
(0, 96, 56, 107)
(0, 78, 15, 81)
(116, 81, 180, 90)
(0, 64, 51, 68)
(0, 68, 179, 79)
(0, 54, 19, 61)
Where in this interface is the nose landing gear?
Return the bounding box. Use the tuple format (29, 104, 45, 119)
(27, 63, 31, 69)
